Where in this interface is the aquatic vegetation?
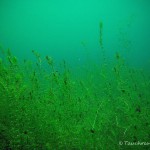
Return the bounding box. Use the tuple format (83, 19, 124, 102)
(46, 55, 53, 66)
(99, 21, 103, 49)
(0, 33, 150, 149)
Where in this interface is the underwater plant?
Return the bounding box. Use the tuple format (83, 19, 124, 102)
(0, 23, 150, 149)
(99, 21, 103, 49)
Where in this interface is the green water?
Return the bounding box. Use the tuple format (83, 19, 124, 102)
(0, 0, 150, 149)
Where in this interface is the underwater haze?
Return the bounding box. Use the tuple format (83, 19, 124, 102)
(0, 0, 150, 150)
(0, 0, 150, 66)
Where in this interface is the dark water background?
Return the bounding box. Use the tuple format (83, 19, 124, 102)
(0, 0, 150, 69)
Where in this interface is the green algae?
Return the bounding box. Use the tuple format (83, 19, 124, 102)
(0, 32, 150, 150)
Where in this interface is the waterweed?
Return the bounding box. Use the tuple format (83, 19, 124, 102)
(46, 55, 53, 66)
